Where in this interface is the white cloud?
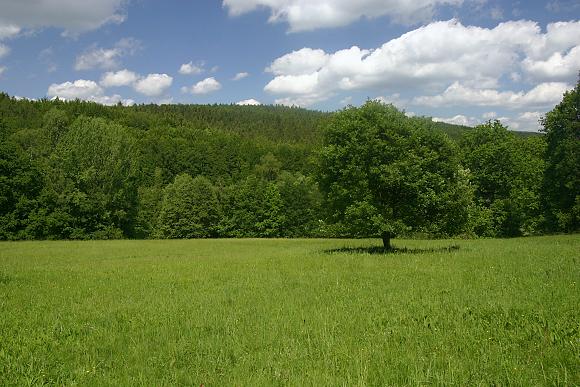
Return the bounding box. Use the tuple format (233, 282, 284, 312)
(522, 46, 580, 82)
(75, 48, 119, 70)
(47, 79, 103, 100)
(187, 77, 222, 94)
(0, 44, 9, 59)
(232, 72, 249, 81)
(264, 19, 580, 108)
(46, 79, 133, 105)
(14, 96, 35, 101)
(266, 48, 329, 76)
(373, 93, 409, 109)
(179, 61, 205, 75)
(266, 72, 319, 95)
(100, 69, 138, 87)
(413, 82, 571, 109)
(121, 98, 135, 106)
(274, 94, 329, 107)
(499, 111, 544, 131)
(0, 24, 18, 62)
(0, 0, 126, 34)
(158, 97, 174, 105)
(133, 73, 173, 97)
(237, 98, 261, 105)
(0, 24, 20, 39)
(433, 114, 477, 126)
(223, 0, 466, 31)
(75, 38, 140, 71)
(0, 66, 5, 77)
(482, 111, 497, 119)
(92, 94, 133, 106)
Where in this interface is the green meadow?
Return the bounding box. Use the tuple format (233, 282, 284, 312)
(1, 236, 578, 385)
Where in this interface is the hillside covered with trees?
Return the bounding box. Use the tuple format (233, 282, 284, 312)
(0, 80, 577, 241)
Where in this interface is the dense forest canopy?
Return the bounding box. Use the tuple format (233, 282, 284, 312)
(0, 83, 577, 241)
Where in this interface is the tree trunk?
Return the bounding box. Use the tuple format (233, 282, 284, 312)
(381, 232, 392, 251)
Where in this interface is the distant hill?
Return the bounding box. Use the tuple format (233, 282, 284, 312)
(0, 93, 540, 146)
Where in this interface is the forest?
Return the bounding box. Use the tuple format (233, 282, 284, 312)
(0, 79, 578, 241)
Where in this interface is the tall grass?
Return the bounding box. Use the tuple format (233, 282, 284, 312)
(1, 236, 578, 385)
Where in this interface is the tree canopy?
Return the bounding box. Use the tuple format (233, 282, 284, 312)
(541, 77, 580, 232)
(318, 101, 470, 249)
(0, 90, 575, 241)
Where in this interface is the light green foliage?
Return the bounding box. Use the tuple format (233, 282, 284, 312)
(42, 107, 70, 149)
(541, 78, 580, 232)
(254, 152, 282, 181)
(135, 168, 165, 238)
(49, 116, 140, 238)
(218, 176, 285, 237)
(462, 120, 545, 236)
(155, 174, 220, 238)
(319, 101, 470, 246)
(0, 236, 578, 385)
(276, 171, 322, 237)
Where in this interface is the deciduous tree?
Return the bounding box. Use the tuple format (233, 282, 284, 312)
(318, 101, 469, 249)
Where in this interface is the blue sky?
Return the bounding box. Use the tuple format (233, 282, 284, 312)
(0, 0, 578, 131)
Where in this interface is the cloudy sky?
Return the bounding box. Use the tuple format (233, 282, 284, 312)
(0, 0, 578, 131)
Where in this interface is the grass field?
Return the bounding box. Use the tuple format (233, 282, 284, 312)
(1, 236, 578, 385)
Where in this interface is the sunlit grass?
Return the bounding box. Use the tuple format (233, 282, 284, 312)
(1, 236, 578, 385)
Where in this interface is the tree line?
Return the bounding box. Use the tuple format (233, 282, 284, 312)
(0, 80, 577, 241)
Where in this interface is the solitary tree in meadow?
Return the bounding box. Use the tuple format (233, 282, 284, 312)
(318, 101, 470, 250)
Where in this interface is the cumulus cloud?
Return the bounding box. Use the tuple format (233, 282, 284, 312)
(100, 69, 138, 87)
(179, 61, 205, 75)
(0, 44, 9, 59)
(133, 73, 173, 97)
(522, 46, 580, 82)
(92, 94, 134, 106)
(266, 72, 320, 95)
(0, 24, 20, 39)
(47, 79, 103, 100)
(266, 48, 329, 76)
(273, 94, 329, 107)
(232, 72, 249, 81)
(263, 19, 580, 107)
(0, 0, 126, 34)
(413, 82, 571, 109)
(497, 111, 544, 131)
(237, 98, 261, 105)
(184, 77, 222, 94)
(449, 110, 544, 132)
(75, 38, 140, 71)
(373, 93, 410, 109)
(433, 114, 478, 126)
(223, 0, 466, 31)
(46, 79, 133, 105)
